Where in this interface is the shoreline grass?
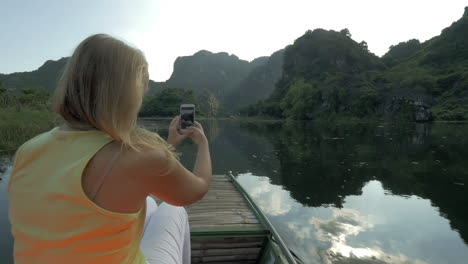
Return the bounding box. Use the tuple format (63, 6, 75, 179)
(3, 108, 468, 153)
(0, 107, 56, 151)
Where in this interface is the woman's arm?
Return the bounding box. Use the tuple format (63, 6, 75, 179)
(189, 122, 212, 188)
(124, 120, 212, 206)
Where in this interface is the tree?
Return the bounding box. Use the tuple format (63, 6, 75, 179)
(0, 81, 6, 95)
(359, 41, 368, 52)
(197, 89, 220, 117)
(280, 79, 320, 119)
(206, 93, 220, 117)
(139, 88, 196, 117)
(19, 87, 50, 108)
(340, 28, 351, 38)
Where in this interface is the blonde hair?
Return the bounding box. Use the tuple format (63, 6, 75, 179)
(53, 34, 175, 156)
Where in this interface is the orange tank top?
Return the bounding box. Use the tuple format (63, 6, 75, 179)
(8, 127, 146, 264)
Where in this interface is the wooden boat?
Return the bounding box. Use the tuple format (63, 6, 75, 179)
(182, 174, 303, 264)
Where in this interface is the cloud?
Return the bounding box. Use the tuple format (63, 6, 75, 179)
(239, 173, 293, 216)
(309, 208, 428, 264)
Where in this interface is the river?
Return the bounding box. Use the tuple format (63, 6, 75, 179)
(1, 119, 468, 263)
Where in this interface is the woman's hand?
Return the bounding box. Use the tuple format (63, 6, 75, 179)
(187, 122, 208, 145)
(167, 116, 189, 148)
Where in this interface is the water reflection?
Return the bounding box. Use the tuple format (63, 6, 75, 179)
(154, 119, 468, 263)
(1, 120, 468, 264)
(238, 174, 465, 264)
(0, 155, 14, 263)
(236, 121, 468, 247)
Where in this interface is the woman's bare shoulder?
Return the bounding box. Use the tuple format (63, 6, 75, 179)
(117, 144, 172, 171)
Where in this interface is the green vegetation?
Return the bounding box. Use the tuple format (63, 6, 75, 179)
(243, 28, 385, 120)
(235, 120, 468, 243)
(1, 7, 467, 122)
(0, 108, 55, 151)
(140, 88, 197, 117)
(0, 83, 55, 150)
(0, 58, 67, 93)
(226, 49, 284, 109)
(139, 87, 222, 118)
(153, 50, 261, 104)
(245, 7, 468, 121)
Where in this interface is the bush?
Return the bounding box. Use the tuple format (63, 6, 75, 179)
(139, 88, 196, 117)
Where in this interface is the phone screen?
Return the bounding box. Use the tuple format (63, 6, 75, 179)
(180, 106, 195, 129)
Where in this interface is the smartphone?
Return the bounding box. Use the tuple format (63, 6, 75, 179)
(180, 104, 195, 133)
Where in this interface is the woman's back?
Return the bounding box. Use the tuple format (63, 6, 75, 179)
(8, 34, 212, 264)
(8, 127, 147, 264)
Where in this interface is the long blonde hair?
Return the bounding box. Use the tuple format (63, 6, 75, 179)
(53, 34, 175, 156)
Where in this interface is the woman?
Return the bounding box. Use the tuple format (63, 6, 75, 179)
(8, 34, 212, 264)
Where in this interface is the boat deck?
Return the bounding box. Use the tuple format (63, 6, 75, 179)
(155, 175, 270, 263)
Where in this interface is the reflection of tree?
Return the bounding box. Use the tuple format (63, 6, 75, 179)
(204, 119, 221, 142)
(140, 119, 468, 244)
(0, 154, 12, 174)
(375, 123, 468, 245)
(240, 121, 468, 244)
(240, 121, 367, 207)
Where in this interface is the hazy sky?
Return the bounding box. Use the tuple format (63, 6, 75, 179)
(0, 0, 466, 81)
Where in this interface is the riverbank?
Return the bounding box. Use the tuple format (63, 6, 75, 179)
(3, 109, 468, 153)
(0, 107, 56, 151)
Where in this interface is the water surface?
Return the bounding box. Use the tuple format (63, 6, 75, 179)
(1, 120, 467, 263)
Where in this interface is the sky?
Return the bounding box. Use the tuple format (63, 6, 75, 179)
(0, 0, 466, 81)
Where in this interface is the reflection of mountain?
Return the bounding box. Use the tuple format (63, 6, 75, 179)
(142, 119, 468, 244)
(240, 121, 375, 207)
(142, 119, 280, 176)
(237, 121, 468, 244)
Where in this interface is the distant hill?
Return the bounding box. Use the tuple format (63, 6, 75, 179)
(153, 50, 269, 103)
(379, 6, 468, 120)
(245, 6, 468, 121)
(3, 6, 467, 120)
(0, 58, 68, 93)
(227, 49, 284, 109)
(244, 28, 386, 119)
(0, 50, 282, 113)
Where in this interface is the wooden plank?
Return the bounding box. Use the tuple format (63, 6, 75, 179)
(185, 174, 267, 233)
(157, 174, 270, 263)
(199, 254, 259, 262)
(192, 248, 261, 257)
(189, 218, 258, 224)
(188, 214, 257, 220)
(189, 216, 258, 222)
(191, 237, 263, 244)
(190, 228, 269, 239)
(192, 262, 256, 264)
(189, 219, 260, 225)
(191, 241, 263, 249)
(190, 224, 262, 229)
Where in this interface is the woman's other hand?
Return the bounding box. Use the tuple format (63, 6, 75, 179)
(187, 122, 207, 145)
(167, 116, 189, 148)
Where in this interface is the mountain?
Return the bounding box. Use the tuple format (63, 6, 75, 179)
(244, 28, 385, 119)
(0, 50, 283, 115)
(140, 49, 284, 115)
(245, 7, 468, 121)
(0, 58, 68, 93)
(154, 50, 270, 103)
(3, 6, 467, 120)
(227, 49, 284, 109)
(147, 80, 165, 96)
(379, 6, 468, 120)
(381, 39, 422, 67)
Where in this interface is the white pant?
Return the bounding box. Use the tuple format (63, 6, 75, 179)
(141, 197, 191, 264)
